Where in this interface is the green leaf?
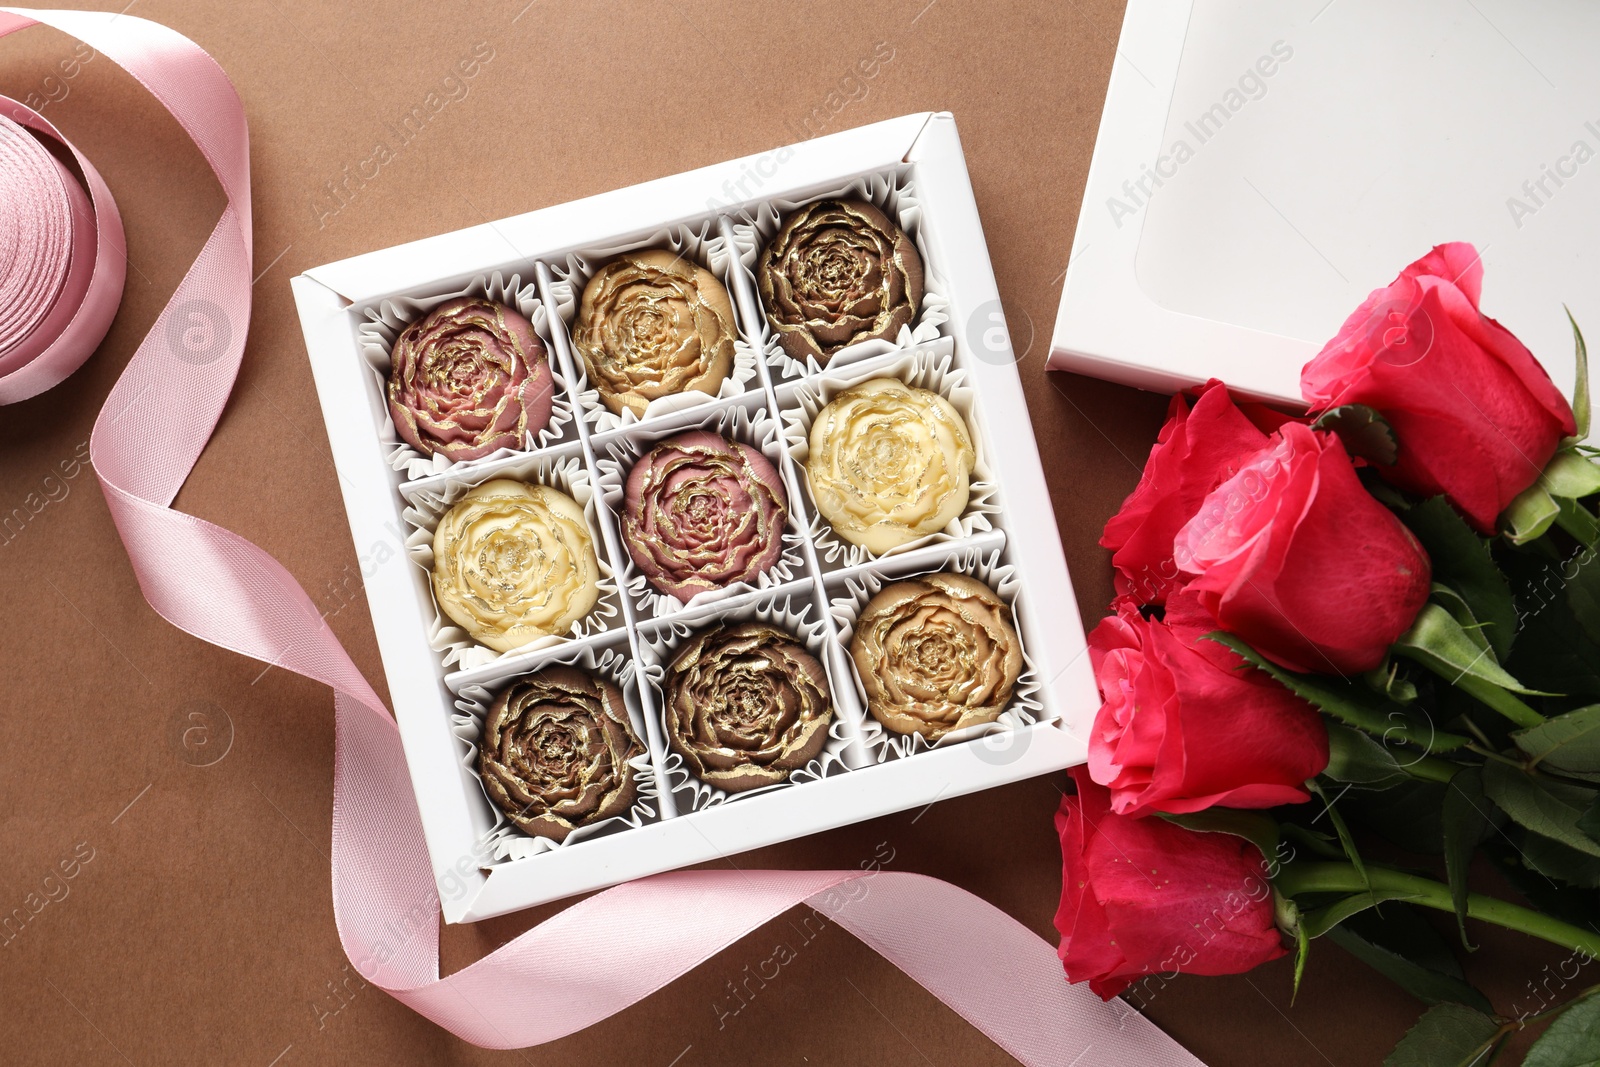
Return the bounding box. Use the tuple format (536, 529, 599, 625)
(1317, 404, 1399, 466)
(1518, 828, 1600, 888)
(1579, 794, 1600, 845)
(1300, 890, 1423, 938)
(1403, 497, 1519, 662)
(1346, 779, 1451, 854)
(1394, 602, 1554, 697)
(1566, 308, 1589, 444)
(1508, 576, 1600, 700)
(1482, 837, 1600, 929)
(1482, 761, 1600, 858)
(1506, 485, 1563, 545)
(1442, 767, 1492, 948)
(1383, 1003, 1501, 1067)
(1325, 723, 1409, 787)
(1514, 705, 1600, 777)
(1157, 808, 1280, 861)
(1525, 988, 1600, 1067)
(1310, 780, 1371, 890)
(1432, 585, 1496, 659)
(1352, 901, 1473, 979)
(1330, 904, 1492, 1012)
(1207, 632, 1470, 752)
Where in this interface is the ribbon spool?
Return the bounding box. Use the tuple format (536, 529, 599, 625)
(0, 96, 124, 404)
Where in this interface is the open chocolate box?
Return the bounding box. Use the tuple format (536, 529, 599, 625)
(291, 112, 1096, 922)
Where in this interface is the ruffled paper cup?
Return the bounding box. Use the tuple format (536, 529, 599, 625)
(401, 451, 623, 675)
(358, 272, 578, 481)
(452, 639, 663, 864)
(593, 394, 810, 620)
(780, 341, 1000, 568)
(731, 169, 951, 384)
(543, 220, 763, 434)
(828, 544, 1046, 763)
(636, 583, 876, 810)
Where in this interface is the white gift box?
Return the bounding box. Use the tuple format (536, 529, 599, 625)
(292, 112, 1097, 922)
(1050, 0, 1600, 411)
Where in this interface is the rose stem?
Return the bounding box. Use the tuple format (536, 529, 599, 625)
(1275, 861, 1600, 957)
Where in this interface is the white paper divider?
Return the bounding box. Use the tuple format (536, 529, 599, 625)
(733, 168, 952, 383)
(356, 272, 579, 481)
(828, 545, 1047, 765)
(400, 451, 623, 673)
(452, 639, 662, 865)
(779, 339, 1001, 568)
(634, 582, 877, 812)
(592, 393, 811, 621)
(541, 219, 763, 434)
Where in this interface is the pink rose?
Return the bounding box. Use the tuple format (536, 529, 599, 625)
(1055, 767, 1287, 999)
(1100, 382, 1270, 605)
(1301, 243, 1576, 533)
(1175, 423, 1431, 674)
(1088, 593, 1327, 816)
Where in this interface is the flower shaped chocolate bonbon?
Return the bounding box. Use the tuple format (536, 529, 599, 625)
(663, 622, 833, 793)
(805, 377, 975, 554)
(477, 666, 642, 842)
(850, 573, 1022, 742)
(431, 479, 601, 653)
(386, 296, 554, 461)
(757, 198, 923, 364)
(622, 431, 789, 603)
(572, 249, 737, 418)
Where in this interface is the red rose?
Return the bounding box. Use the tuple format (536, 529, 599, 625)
(1301, 243, 1576, 533)
(1100, 382, 1270, 605)
(1087, 593, 1327, 816)
(1055, 767, 1286, 999)
(1174, 422, 1431, 675)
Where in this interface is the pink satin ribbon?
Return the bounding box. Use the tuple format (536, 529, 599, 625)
(0, 9, 1201, 1063)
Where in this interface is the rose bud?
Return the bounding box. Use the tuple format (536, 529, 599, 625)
(1088, 592, 1327, 816)
(758, 199, 923, 364)
(431, 479, 601, 652)
(663, 622, 833, 793)
(1302, 242, 1576, 533)
(1101, 381, 1271, 605)
(622, 431, 789, 603)
(477, 666, 642, 842)
(387, 296, 555, 461)
(850, 573, 1022, 742)
(1055, 767, 1287, 999)
(573, 250, 737, 418)
(1174, 423, 1431, 675)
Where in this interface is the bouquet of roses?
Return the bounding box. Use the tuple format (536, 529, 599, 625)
(1055, 244, 1600, 1065)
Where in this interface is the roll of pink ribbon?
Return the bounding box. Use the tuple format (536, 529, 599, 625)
(0, 93, 124, 403)
(0, 9, 1200, 1064)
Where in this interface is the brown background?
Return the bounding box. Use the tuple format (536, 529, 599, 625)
(0, 2, 1564, 1064)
